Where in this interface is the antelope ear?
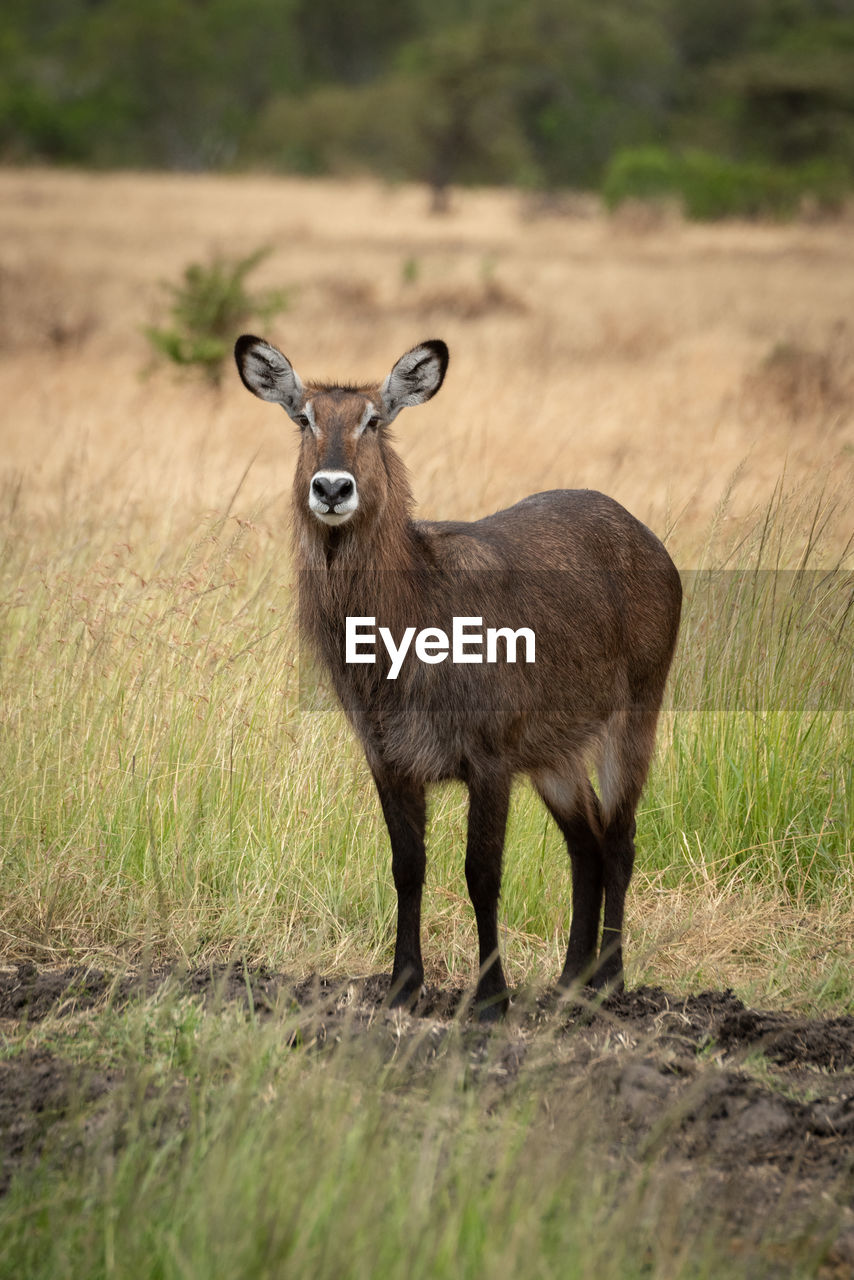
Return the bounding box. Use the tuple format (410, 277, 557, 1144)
(381, 339, 448, 420)
(234, 335, 304, 415)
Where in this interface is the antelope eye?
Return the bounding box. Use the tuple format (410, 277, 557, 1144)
(365, 414, 380, 432)
(295, 413, 311, 430)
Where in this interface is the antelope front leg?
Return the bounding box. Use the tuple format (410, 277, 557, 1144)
(465, 770, 512, 1019)
(373, 772, 427, 1008)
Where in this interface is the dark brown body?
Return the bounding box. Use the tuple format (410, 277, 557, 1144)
(236, 335, 682, 1015)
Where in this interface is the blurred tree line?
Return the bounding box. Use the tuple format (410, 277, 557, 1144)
(2, 0, 854, 207)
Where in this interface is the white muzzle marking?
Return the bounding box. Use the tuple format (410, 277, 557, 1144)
(309, 469, 359, 526)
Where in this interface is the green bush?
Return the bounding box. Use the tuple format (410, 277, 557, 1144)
(144, 247, 289, 386)
(602, 146, 849, 220)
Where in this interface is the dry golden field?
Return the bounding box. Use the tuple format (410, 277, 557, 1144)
(1, 166, 852, 556)
(0, 167, 852, 992)
(2, 171, 854, 1276)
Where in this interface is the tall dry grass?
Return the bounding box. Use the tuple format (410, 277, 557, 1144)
(1, 167, 852, 548)
(0, 168, 852, 1007)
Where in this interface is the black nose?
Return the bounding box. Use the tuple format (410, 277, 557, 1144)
(312, 476, 354, 507)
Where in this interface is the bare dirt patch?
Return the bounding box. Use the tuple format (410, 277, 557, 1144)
(2, 964, 853, 1269)
(0, 1047, 117, 1195)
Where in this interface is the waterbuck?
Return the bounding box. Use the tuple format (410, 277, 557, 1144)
(235, 335, 681, 1017)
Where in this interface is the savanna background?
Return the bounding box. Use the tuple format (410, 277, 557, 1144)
(1, 2, 853, 1277)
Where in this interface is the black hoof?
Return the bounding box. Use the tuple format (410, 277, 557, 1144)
(588, 968, 625, 996)
(387, 972, 423, 1011)
(473, 989, 510, 1023)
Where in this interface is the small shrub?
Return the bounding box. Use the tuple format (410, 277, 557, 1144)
(144, 247, 289, 386)
(602, 147, 849, 221)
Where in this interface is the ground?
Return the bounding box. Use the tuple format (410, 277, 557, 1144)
(2, 963, 852, 1273)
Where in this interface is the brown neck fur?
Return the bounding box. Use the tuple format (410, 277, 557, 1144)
(293, 434, 425, 649)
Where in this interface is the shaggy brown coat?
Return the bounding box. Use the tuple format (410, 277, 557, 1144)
(235, 335, 681, 1015)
